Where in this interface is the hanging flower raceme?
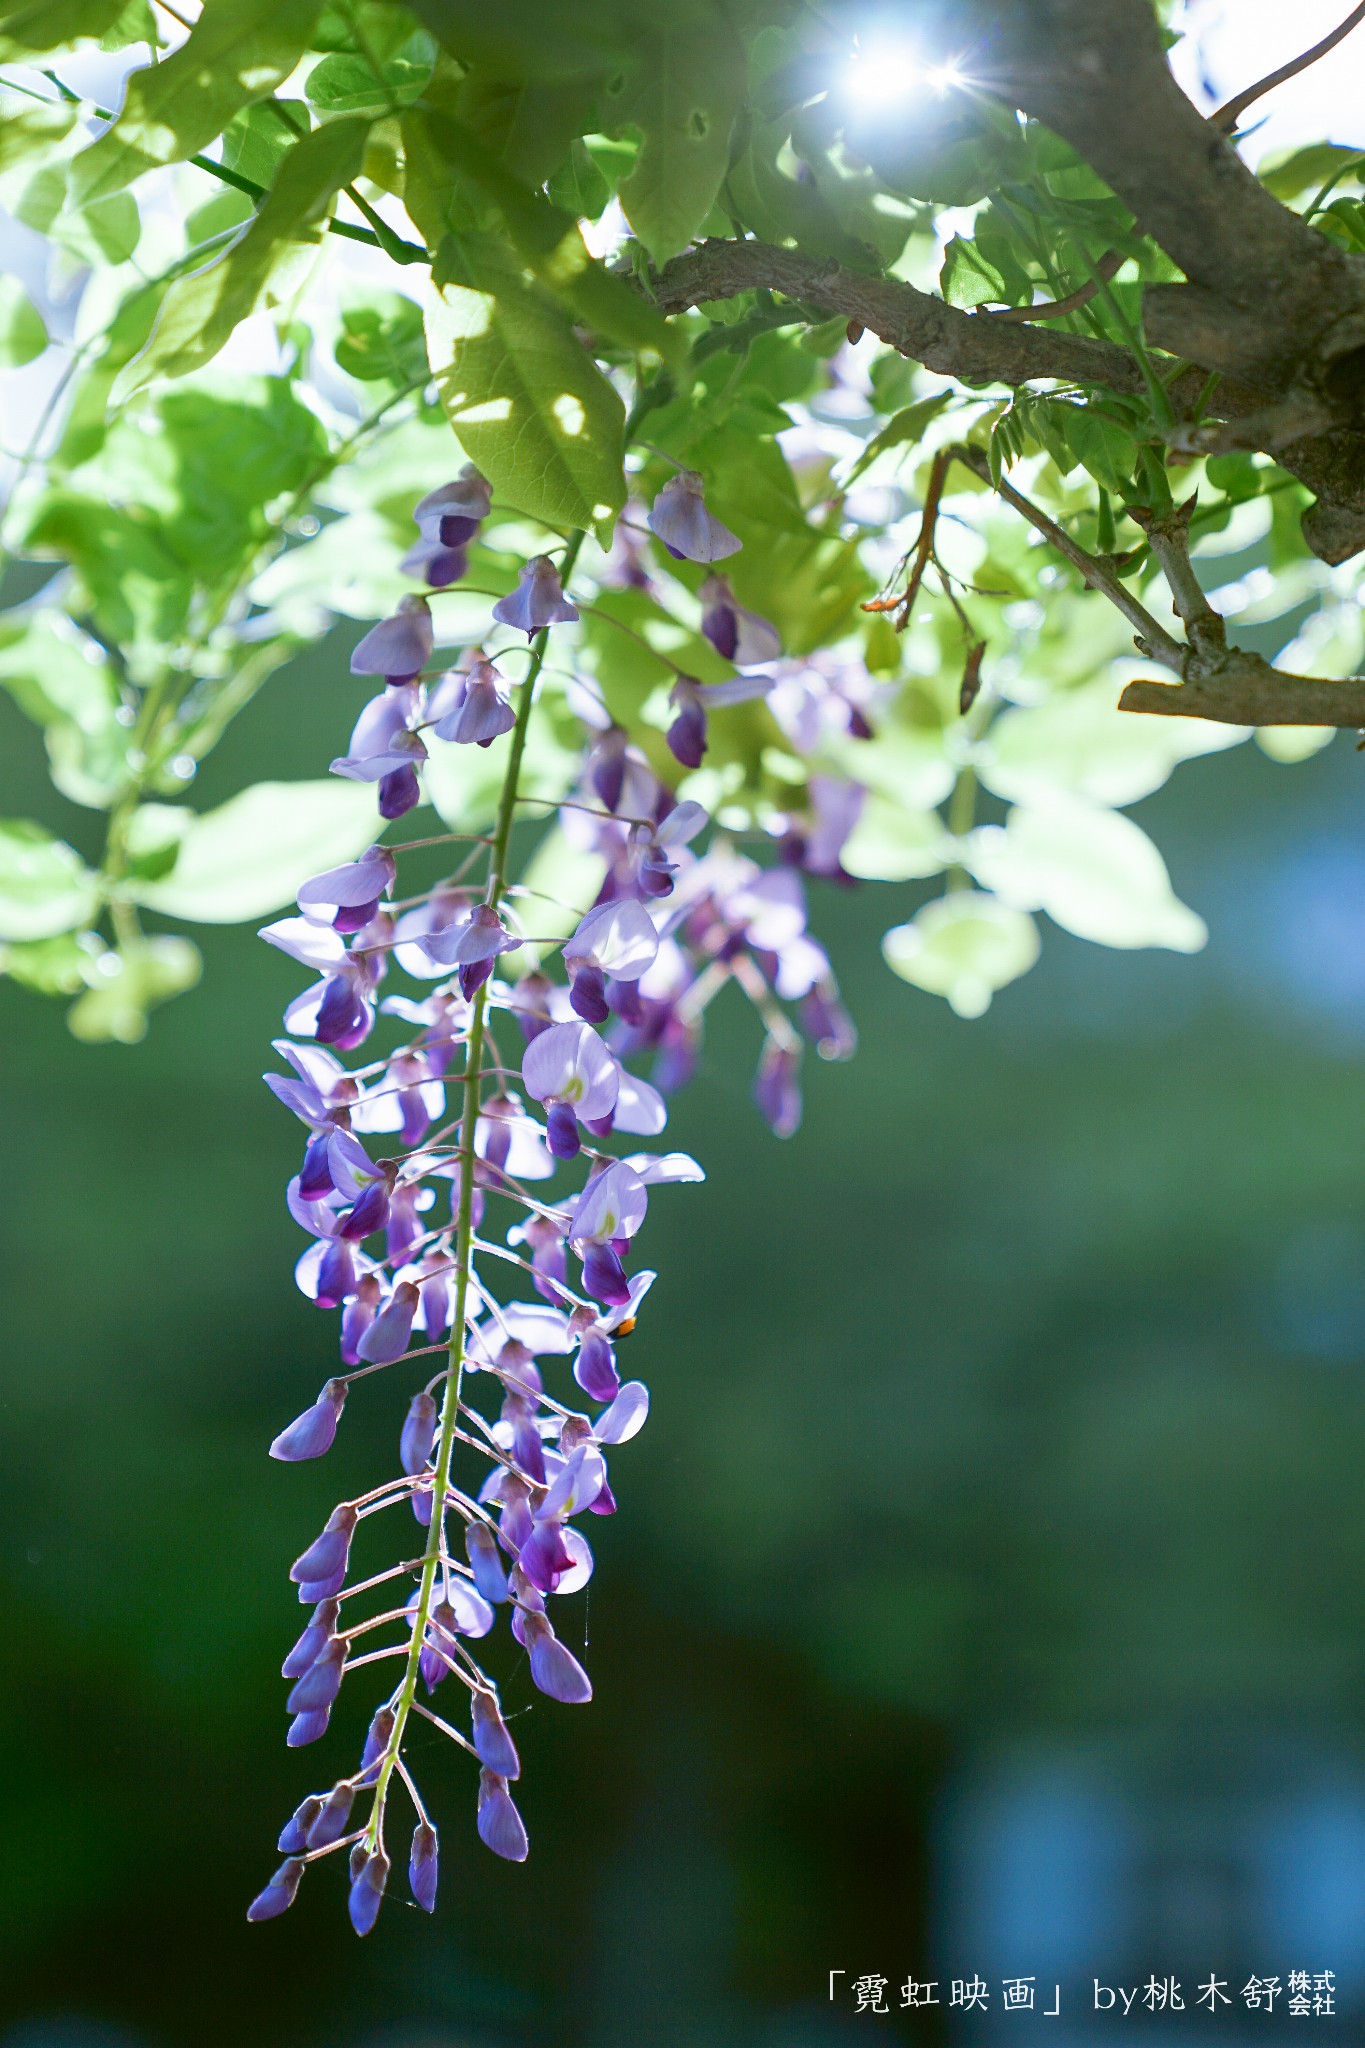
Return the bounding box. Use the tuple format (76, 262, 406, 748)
(247, 449, 860, 1935)
(247, 490, 717, 1938)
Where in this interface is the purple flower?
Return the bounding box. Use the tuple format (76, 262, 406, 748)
(471, 1691, 520, 1778)
(354, 1278, 419, 1364)
(269, 1378, 346, 1462)
(699, 574, 781, 666)
(277, 1796, 322, 1855)
(287, 1707, 331, 1746)
(477, 1769, 529, 1860)
(520, 1610, 593, 1703)
(400, 1390, 438, 1475)
(563, 900, 658, 1023)
(285, 1634, 348, 1716)
(491, 555, 579, 637)
(594, 1379, 650, 1444)
(305, 1782, 355, 1849)
(297, 847, 396, 934)
(646, 470, 741, 563)
(330, 685, 427, 785)
(247, 1857, 304, 1922)
(399, 534, 468, 588)
(522, 1020, 620, 1159)
(289, 1505, 357, 1598)
(347, 1846, 389, 1936)
(359, 1704, 396, 1778)
(754, 1039, 801, 1138)
(281, 1598, 339, 1679)
(573, 1324, 619, 1401)
(467, 1521, 510, 1603)
(350, 595, 433, 679)
(414, 467, 491, 546)
(409, 1821, 439, 1912)
(666, 680, 708, 768)
(428, 656, 516, 747)
(421, 901, 521, 1000)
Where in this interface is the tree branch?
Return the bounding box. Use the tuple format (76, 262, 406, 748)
(649, 238, 1151, 396)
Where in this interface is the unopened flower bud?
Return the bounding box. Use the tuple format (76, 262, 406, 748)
(285, 1635, 348, 1716)
(287, 1706, 331, 1746)
(269, 1378, 346, 1462)
(306, 1782, 355, 1849)
(247, 1856, 304, 1922)
(471, 1689, 520, 1778)
(289, 1505, 357, 1598)
(521, 1610, 593, 1703)
(466, 1521, 509, 1603)
(476, 1769, 529, 1861)
(281, 1599, 339, 1679)
(348, 1846, 390, 1936)
(356, 1280, 419, 1364)
(409, 1821, 439, 1912)
(359, 1705, 395, 1779)
(277, 1796, 322, 1855)
(400, 1391, 438, 1475)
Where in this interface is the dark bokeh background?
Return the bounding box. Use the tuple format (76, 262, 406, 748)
(3, 633, 1365, 2045)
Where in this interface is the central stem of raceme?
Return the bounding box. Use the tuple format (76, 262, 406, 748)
(364, 526, 588, 1849)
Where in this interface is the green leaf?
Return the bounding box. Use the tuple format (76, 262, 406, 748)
(424, 235, 626, 541)
(844, 393, 952, 485)
(842, 796, 947, 882)
(0, 610, 128, 808)
(306, 28, 436, 111)
(334, 290, 428, 382)
(70, 0, 327, 203)
(0, 100, 78, 177)
(0, 820, 99, 940)
(0, 276, 47, 366)
(978, 679, 1243, 809)
(882, 893, 1040, 1018)
(129, 779, 381, 922)
(114, 116, 370, 391)
(67, 935, 201, 1043)
(0, 0, 128, 57)
(412, 109, 683, 369)
(616, 23, 746, 264)
(1062, 406, 1137, 493)
(966, 797, 1207, 951)
(455, 72, 602, 189)
(1259, 142, 1363, 202)
(940, 234, 1006, 311)
(0, 930, 103, 995)
(405, 0, 634, 81)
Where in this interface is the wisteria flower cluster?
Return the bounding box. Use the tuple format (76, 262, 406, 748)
(248, 463, 856, 1932)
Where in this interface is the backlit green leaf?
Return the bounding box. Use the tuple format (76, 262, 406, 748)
(425, 235, 626, 541)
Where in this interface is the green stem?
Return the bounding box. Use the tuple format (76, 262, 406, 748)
(363, 526, 588, 1848)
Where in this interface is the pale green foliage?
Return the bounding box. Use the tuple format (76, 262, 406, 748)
(0, 0, 1349, 1040)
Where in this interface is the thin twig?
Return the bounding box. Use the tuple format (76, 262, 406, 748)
(1213, 3, 1365, 133)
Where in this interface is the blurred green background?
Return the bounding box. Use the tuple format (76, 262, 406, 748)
(3, 628, 1365, 2045)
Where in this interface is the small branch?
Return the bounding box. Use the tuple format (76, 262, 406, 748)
(1119, 663, 1365, 726)
(985, 248, 1124, 325)
(1212, 2, 1365, 134)
(1128, 498, 1226, 661)
(861, 447, 950, 625)
(949, 443, 1185, 667)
